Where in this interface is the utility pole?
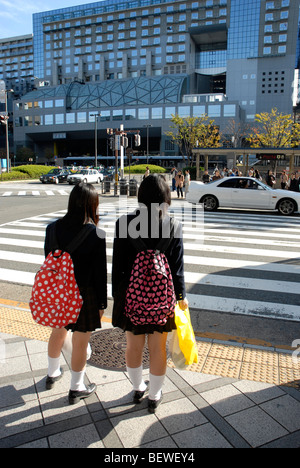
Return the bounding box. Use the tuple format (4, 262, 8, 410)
(90, 113, 101, 168)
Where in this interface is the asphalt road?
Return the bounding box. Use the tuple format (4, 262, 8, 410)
(0, 180, 300, 349)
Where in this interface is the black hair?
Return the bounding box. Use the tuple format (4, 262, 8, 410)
(67, 182, 99, 225)
(138, 174, 171, 209)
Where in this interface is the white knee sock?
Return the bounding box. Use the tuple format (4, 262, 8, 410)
(70, 370, 86, 391)
(127, 365, 147, 392)
(47, 356, 61, 378)
(149, 373, 165, 401)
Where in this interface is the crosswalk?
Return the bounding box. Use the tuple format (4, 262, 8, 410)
(0, 199, 300, 321)
(1, 189, 70, 197)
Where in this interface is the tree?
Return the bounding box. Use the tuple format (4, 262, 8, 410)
(165, 114, 221, 165)
(16, 146, 35, 163)
(247, 108, 300, 148)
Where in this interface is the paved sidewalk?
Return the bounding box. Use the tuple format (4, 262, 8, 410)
(1, 304, 300, 449)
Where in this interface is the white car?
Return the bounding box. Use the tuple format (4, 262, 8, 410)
(67, 169, 104, 185)
(186, 176, 300, 216)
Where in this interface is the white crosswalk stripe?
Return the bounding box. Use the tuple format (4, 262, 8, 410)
(0, 201, 299, 321)
(0, 187, 71, 197)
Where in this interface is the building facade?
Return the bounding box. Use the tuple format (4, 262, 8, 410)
(0, 35, 34, 99)
(11, 0, 300, 163)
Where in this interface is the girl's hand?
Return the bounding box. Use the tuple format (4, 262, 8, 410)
(178, 298, 189, 310)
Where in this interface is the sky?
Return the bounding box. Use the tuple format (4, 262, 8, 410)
(0, 0, 100, 39)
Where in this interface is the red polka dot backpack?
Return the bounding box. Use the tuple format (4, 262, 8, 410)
(30, 224, 94, 328)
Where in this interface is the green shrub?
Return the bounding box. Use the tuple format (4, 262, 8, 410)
(1, 171, 27, 181)
(12, 165, 56, 179)
(0, 165, 56, 182)
(124, 164, 167, 174)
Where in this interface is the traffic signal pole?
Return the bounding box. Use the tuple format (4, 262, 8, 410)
(107, 126, 140, 196)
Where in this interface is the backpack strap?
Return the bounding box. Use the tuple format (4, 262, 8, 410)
(129, 217, 179, 253)
(66, 223, 95, 254)
(49, 222, 95, 254)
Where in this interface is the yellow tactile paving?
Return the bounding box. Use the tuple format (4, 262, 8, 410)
(0, 307, 51, 342)
(1, 302, 300, 388)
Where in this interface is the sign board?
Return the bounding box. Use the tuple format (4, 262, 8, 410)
(115, 134, 121, 150)
(257, 154, 286, 161)
(53, 132, 66, 139)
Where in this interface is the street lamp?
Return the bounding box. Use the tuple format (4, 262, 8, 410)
(91, 112, 101, 168)
(143, 124, 152, 165)
(5, 89, 13, 173)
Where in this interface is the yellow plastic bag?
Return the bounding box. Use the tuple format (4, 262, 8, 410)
(170, 304, 198, 369)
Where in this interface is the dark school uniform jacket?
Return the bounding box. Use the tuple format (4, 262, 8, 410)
(44, 215, 107, 312)
(112, 213, 186, 302)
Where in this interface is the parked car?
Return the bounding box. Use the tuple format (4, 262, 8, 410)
(40, 168, 71, 184)
(67, 169, 104, 185)
(186, 177, 300, 216)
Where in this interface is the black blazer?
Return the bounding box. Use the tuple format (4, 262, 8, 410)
(45, 215, 107, 311)
(112, 213, 186, 301)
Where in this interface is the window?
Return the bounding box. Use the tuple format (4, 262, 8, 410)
(55, 114, 64, 124)
(55, 99, 64, 107)
(264, 47, 272, 55)
(208, 105, 221, 117)
(100, 111, 110, 121)
(178, 106, 190, 117)
(152, 107, 163, 119)
(138, 108, 149, 119)
(66, 113, 75, 124)
(224, 105, 236, 117)
(44, 115, 53, 125)
(45, 100, 53, 108)
(125, 108, 136, 120)
(193, 105, 205, 117)
(165, 107, 175, 118)
(77, 112, 86, 123)
(266, 1, 274, 9)
(218, 179, 238, 188)
(113, 109, 123, 120)
(278, 45, 286, 54)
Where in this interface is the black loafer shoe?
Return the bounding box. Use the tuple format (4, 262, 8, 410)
(68, 383, 97, 405)
(45, 369, 64, 390)
(148, 394, 163, 414)
(133, 381, 149, 404)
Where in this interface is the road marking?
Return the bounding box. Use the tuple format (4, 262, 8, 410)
(0, 268, 35, 285)
(0, 237, 44, 249)
(0, 250, 44, 264)
(187, 293, 300, 321)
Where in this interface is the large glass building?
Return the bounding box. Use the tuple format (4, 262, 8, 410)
(11, 0, 300, 163)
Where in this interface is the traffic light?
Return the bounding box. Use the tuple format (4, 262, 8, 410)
(109, 137, 114, 150)
(121, 136, 128, 148)
(134, 134, 141, 146)
(0, 115, 7, 125)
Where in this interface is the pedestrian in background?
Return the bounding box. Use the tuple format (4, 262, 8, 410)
(288, 173, 300, 192)
(202, 170, 210, 183)
(175, 170, 184, 198)
(280, 170, 288, 190)
(184, 169, 191, 197)
(44, 183, 107, 405)
(171, 167, 177, 191)
(266, 170, 276, 188)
